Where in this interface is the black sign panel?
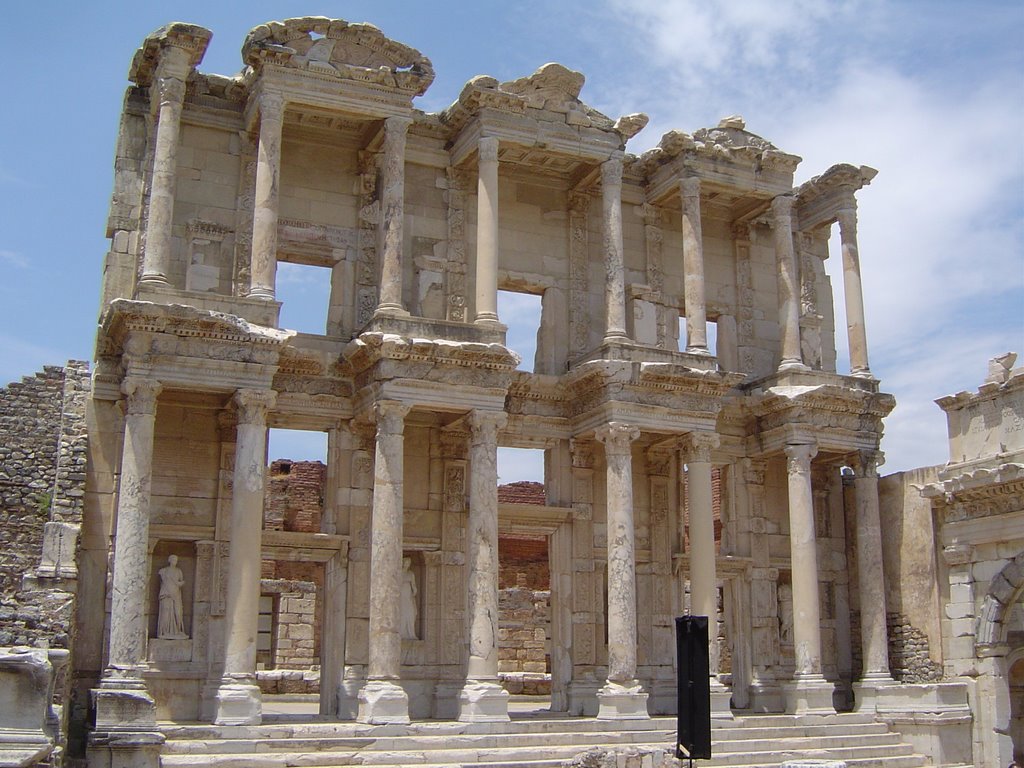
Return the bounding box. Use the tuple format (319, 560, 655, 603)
(675, 615, 711, 760)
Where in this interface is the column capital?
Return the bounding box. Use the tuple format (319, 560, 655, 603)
(570, 437, 596, 469)
(679, 175, 701, 199)
(742, 457, 767, 485)
(595, 422, 640, 455)
(258, 92, 285, 124)
(771, 194, 795, 219)
(469, 409, 508, 443)
(121, 377, 162, 416)
(234, 389, 276, 425)
(784, 442, 818, 475)
(478, 135, 499, 164)
(601, 155, 624, 186)
(849, 449, 884, 478)
(374, 400, 411, 435)
(680, 431, 720, 463)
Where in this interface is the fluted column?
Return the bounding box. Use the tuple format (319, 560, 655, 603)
(772, 196, 807, 371)
(836, 208, 872, 377)
(851, 450, 894, 689)
(358, 400, 411, 724)
(215, 389, 275, 725)
(249, 94, 285, 300)
(601, 155, 628, 343)
(680, 177, 708, 353)
(475, 137, 500, 324)
(459, 410, 510, 721)
(106, 377, 163, 673)
(139, 57, 189, 288)
(595, 423, 649, 719)
(376, 116, 413, 315)
(783, 442, 833, 713)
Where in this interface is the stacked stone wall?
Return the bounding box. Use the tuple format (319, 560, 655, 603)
(498, 586, 551, 695)
(888, 612, 943, 682)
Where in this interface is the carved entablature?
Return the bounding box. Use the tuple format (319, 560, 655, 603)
(635, 115, 801, 182)
(241, 17, 435, 97)
(795, 163, 877, 231)
(922, 464, 1024, 522)
(441, 63, 647, 146)
(129, 23, 213, 86)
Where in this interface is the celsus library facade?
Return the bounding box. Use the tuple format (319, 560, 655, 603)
(3, 15, 1022, 768)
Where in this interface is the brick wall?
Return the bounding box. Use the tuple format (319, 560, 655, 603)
(265, 460, 325, 532)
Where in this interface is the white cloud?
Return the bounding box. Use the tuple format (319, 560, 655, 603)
(0, 249, 28, 269)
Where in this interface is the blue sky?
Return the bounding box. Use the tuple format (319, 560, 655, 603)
(2, 1, 1021, 481)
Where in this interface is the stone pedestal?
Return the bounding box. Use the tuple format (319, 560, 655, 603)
(211, 681, 261, 726)
(596, 681, 650, 720)
(357, 680, 410, 725)
(782, 677, 835, 715)
(458, 681, 511, 723)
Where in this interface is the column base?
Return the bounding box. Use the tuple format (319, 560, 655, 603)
(357, 679, 410, 724)
(93, 679, 157, 730)
(596, 681, 650, 720)
(87, 730, 164, 768)
(778, 359, 810, 372)
(748, 677, 785, 713)
(213, 680, 262, 725)
(853, 674, 897, 713)
(710, 679, 735, 720)
(374, 304, 410, 318)
(457, 680, 510, 722)
(782, 675, 835, 714)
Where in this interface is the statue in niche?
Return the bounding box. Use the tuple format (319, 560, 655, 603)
(778, 583, 794, 646)
(400, 557, 418, 640)
(157, 555, 188, 640)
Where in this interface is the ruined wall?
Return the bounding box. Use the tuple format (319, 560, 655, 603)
(0, 362, 89, 648)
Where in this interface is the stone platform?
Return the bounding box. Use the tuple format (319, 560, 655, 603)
(155, 698, 936, 768)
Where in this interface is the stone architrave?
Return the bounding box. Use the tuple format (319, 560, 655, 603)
(376, 116, 413, 315)
(595, 423, 649, 719)
(358, 401, 412, 724)
(459, 410, 510, 721)
(215, 389, 275, 725)
(94, 377, 162, 730)
(601, 155, 628, 343)
(249, 94, 285, 300)
(475, 137, 500, 325)
(836, 208, 872, 377)
(782, 442, 833, 713)
(139, 70, 187, 287)
(850, 450, 894, 711)
(679, 177, 708, 353)
(772, 196, 807, 371)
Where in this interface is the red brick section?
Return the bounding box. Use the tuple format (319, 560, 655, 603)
(497, 480, 545, 505)
(265, 460, 325, 533)
(681, 466, 724, 552)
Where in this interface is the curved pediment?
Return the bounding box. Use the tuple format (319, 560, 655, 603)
(242, 16, 434, 97)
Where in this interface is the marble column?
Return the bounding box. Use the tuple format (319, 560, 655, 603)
(851, 450, 895, 710)
(682, 432, 733, 718)
(358, 400, 411, 724)
(601, 155, 628, 343)
(139, 50, 190, 288)
(459, 410, 510, 721)
(679, 177, 708, 353)
(595, 422, 648, 719)
(215, 389, 275, 725)
(836, 208, 872, 377)
(95, 377, 162, 728)
(376, 116, 412, 316)
(475, 137, 500, 324)
(772, 196, 807, 371)
(249, 94, 285, 301)
(783, 442, 833, 713)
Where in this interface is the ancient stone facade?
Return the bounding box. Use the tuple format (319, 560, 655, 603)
(14, 14, 991, 768)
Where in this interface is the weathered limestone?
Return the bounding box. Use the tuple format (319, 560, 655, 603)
(850, 449, 895, 712)
(475, 137, 500, 325)
(459, 410, 510, 722)
(679, 177, 708, 354)
(601, 156, 628, 343)
(250, 94, 285, 300)
(836, 208, 871, 377)
(0, 647, 68, 768)
(376, 117, 413, 316)
(595, 423, 648, 720)
(215, 389, 275, 725)
(358, 401, 411, 724)
(772, 196, 807, 371)
(783, 442, 833, 714)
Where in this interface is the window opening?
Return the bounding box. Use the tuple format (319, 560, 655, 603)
(678, 315, 718, 356)
(498, 290, 542, 373)
(276, 261, 331, 335)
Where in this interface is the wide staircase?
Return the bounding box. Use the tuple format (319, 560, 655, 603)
(159, 708, 935, 767)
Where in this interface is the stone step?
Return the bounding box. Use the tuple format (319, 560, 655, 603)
(159, 736, 922, 768)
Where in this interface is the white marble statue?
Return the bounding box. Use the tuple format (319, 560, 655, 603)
(157, 554, 188, 639)
(400, 556, 418, 640)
